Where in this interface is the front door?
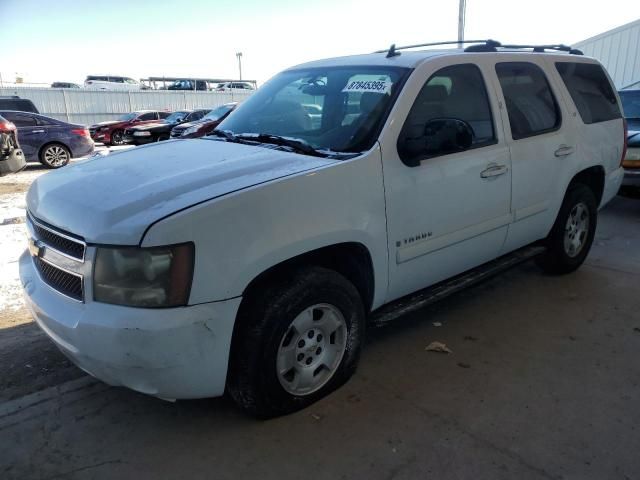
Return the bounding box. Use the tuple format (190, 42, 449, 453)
(380, 59, 512, 302)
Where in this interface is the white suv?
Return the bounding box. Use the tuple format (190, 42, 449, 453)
(21, 41, 625, 417)
(84, 75, 142, 90)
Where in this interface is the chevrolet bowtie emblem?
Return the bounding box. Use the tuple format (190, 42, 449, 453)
(28, 238, 44, 258)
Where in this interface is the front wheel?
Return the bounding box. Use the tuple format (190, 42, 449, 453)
(227, 267, 365, 418)
(536, 183, 597, 274)
(109, 129, 125, 146)
(40, 144, 70, 168)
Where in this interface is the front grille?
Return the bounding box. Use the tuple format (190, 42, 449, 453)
(170, 129, 182, 138)
(34, 256, 83, 301)
(28, 214, 85, 261)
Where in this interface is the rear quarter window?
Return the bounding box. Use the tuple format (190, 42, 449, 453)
(555, 62, 621, 124)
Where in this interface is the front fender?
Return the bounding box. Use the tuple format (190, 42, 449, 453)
(141, 147, 389, 308)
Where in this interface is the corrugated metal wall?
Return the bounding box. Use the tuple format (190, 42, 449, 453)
(0, 87, 253, 125)
(574, 19, 640, 90)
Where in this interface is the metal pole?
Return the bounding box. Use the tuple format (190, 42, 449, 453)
(236, 52, 243, 81)
(458, 0, 466, 49)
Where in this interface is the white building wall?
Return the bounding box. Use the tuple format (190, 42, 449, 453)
(0, 87, 253, 125)
(574, 19, 640, 90)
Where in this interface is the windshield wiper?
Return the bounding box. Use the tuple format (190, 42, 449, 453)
(234, 133, 324, 157)
(208, 129, 238, 141)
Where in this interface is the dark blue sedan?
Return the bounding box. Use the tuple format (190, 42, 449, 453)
(0, 111, 94, 168)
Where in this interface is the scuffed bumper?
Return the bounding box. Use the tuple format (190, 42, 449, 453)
(19, 251, 241, 400)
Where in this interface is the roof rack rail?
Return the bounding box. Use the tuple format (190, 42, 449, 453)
(375, 39, 500, 57)
(375, 39, 583, 57)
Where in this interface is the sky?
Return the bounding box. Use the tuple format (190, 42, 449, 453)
(0, 0, 638, 86)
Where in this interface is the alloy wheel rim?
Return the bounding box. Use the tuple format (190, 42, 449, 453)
(44, 146, 68, 167)
(112, 131, 123, 144)
(564, 202, 590, 258)
(276, 303, 348, 396)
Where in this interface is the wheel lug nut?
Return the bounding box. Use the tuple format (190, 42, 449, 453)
(298, 340, 305, 348)
(316, 347, 322, 355)
(306, 357, 313, 365)
(308, 330, 314, 339)
(297, 353, 304, 361)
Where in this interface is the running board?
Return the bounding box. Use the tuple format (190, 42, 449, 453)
(371, 245, 546, 326)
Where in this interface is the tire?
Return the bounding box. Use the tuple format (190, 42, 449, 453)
(39, 143, 70, 168)
(536, 183, 597, 274)
(227, 267, 365, 418)
(109, 129, 125, 146)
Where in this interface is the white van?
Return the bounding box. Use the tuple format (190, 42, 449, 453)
(84, 75, 142, 90)
(22, 41, 625, 417)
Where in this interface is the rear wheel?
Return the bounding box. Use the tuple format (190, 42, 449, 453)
(536, 183, 597, 274)
(39, 143, 70, 168)
(227, 267, 365, 418)
(110, 129, 124, 146)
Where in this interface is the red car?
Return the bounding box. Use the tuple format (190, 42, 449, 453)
(89, 110, 170, 146)
(169, 103, 237, 139)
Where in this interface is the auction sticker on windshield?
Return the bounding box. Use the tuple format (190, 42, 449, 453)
(342, 80, 392, 94)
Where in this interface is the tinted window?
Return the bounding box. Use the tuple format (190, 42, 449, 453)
(556, 62, 622, 124)
(0, 99, 38, 113)
(158, 111, 171, 119)
(397, 64, 496, 163)
(619, 90, 640, 119)
(137, 112, 156, 121)
(87, 76, 108, 81)
(3, 112, 37, 127)
(110, 77, 125, 83)
(496, 62, 560, 140)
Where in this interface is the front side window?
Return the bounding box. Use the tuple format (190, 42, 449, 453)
(218, 66, 409, 153)
(397, 64, 496, 164)
(137, 112, 156, 121)
(556, 62, 621, 124)
(496, 62, 560, 140)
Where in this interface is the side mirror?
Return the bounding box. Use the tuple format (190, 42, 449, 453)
(400, 117, 474, 167)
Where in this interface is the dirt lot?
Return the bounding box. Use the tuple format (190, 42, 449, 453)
(1, 168, 639, 478)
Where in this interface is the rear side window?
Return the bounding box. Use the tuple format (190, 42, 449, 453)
(158, 111, 171, 119)
(556, 62, 621, 124)
(3, 112, 37, 127)
(496, 62, 560, 140)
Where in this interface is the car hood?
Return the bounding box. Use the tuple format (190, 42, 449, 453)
(27, 139, 337, 244)
(129, 122, 170, 131)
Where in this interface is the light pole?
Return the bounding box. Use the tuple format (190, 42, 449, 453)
(457, 0, 466, 48)
(236, 52, 243, 80)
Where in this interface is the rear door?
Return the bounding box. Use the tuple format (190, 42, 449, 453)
(2, 112, 42, 159)
(490, 58, 575, 253)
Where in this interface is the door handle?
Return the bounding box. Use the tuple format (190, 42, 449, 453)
(554, 145, 574, 157)
(30, 129, 45, 134)
(481, 164, 508, 178)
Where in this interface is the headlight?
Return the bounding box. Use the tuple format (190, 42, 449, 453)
(133, 131, 151, 137)
(93, 243, 194, 308)
(181, 125, 201, 136)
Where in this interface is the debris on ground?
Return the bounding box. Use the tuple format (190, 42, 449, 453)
(432, 322, 442, 327)
(457, 362, 471, 369)
(425, 341, 452, 354)
(634, 327, 640, 333)
(463, 335, 478, 342)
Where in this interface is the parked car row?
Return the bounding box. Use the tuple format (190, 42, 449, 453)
(55, 76, 257, 91)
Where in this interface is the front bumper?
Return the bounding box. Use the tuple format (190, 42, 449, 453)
(123, 134, 155, 145)
(19, 250, 241, 400)
(90, 130, 110, 144)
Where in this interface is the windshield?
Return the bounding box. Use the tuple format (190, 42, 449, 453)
(217, 66, 409, 153)
(165, 111, 188, 122)
(118, 112, 137, 121)
(203, 104, 234, 121)
(620, 91, 640, 118)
